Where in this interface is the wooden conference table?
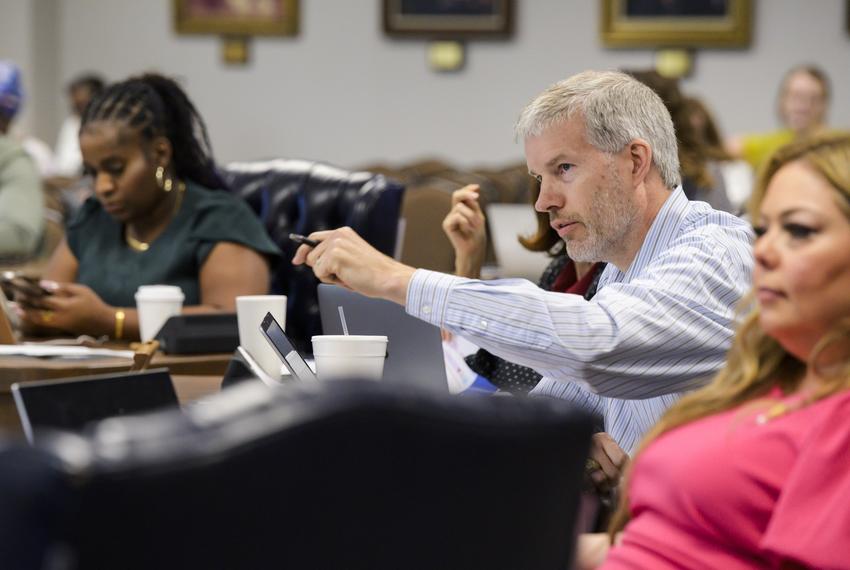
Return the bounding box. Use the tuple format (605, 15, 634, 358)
(0, 344, 232, 436)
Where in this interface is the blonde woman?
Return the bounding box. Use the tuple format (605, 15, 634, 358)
(579, 132, 850, 569)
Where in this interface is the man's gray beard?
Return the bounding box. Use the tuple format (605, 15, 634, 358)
(564, 239, 601, 263)
(564, 177, 637, 263)
(563, 233, 611, 263)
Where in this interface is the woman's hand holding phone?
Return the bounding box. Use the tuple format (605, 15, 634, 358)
(1, 272, 54, 308)
(14, 282, 114, 337)
(2, 274, 113, 337)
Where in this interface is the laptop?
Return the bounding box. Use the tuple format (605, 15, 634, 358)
(486, 203, 552, 280)
(318, 284, 448, 392)
(12, 368, 179, 444)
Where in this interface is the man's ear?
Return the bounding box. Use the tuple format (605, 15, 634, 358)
(151, 135, 173, 169)
(628, 138, 653, 187)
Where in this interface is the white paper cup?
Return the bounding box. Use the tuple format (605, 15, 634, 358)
(134, 285, 185, 342)
(311, 335, 388, 381)
(236, 295, 287, 379)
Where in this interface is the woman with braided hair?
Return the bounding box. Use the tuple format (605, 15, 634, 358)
(15, 73, 279, 340)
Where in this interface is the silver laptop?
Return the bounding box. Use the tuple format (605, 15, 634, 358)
(318, 284, 448, 392)
(486, 203, 552, 281)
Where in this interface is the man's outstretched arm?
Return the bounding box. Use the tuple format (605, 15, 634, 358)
(292, 226, 416, 305)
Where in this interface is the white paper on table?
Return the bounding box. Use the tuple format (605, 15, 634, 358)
(0, 345, 135, 359)
(442, 335, 481, 394)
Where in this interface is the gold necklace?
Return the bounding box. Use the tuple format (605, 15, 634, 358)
(125, 181, 186, 252)
(125, 232, 151, 252)
(754, 392, 808, 425)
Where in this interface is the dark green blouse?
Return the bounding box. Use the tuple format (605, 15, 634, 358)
(67, 182, 280, 307)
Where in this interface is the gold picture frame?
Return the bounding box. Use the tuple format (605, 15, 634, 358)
(383, 0, 513, 38)
(173, 0, 299, 37)
(601, 0, 752, 48)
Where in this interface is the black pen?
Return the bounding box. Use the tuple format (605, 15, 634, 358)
(288, 233, 320, 248)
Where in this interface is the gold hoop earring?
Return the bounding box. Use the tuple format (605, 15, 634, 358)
(156, 166, 173, 192)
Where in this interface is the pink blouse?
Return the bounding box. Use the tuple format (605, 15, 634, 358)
(601, 388, 850, 569)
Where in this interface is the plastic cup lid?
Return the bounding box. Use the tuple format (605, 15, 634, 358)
(134, 284, 185, 301)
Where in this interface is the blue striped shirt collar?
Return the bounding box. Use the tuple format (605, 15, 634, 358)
(599, 186, 688, 287)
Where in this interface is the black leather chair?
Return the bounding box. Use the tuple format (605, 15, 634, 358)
(221, 160, 405, 353)
(0, 380, 596, 570)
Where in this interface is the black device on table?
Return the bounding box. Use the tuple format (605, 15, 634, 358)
(260, 312, 317, 382)
(154, 313, 240, 354)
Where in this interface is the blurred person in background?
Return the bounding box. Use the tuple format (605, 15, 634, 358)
(627, 70, 734, 213)
(52, 73, 105, 178)
(727, 64, 831, 172)
(14, 73, 279, 340)
(47, 73, 106, 215)
(683, 95, 754, 214)
(0, 61, 44, 262)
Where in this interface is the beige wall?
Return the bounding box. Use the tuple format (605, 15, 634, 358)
(5, 0, 849, 167)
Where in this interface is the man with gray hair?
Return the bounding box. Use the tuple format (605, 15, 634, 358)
(293, 70, 752, 465)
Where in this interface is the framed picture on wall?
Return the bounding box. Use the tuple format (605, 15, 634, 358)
(173, 0, 299, 36)
(601, 0, 752, 48)
(383, 0, 513, 38)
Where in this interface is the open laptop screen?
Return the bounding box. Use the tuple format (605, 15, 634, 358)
(318, 284, 448, 392)
(12, 368, 179, 444)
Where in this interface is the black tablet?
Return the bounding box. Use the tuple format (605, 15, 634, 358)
(260, 312, 317, 382)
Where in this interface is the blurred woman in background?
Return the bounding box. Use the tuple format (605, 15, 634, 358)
(683, 95, 753, 213)
(727, 64, 831, 172)
(627, 70, 735, 213)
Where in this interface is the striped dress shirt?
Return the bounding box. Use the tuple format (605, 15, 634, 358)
(407, 188, 754, 453)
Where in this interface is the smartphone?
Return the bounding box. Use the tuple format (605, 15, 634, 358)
(260, 312, 317, 382)
(0, 272, 53, 300)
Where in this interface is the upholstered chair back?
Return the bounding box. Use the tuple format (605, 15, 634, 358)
(221, 160, 405, 352)
(0, 380, 596, 569)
